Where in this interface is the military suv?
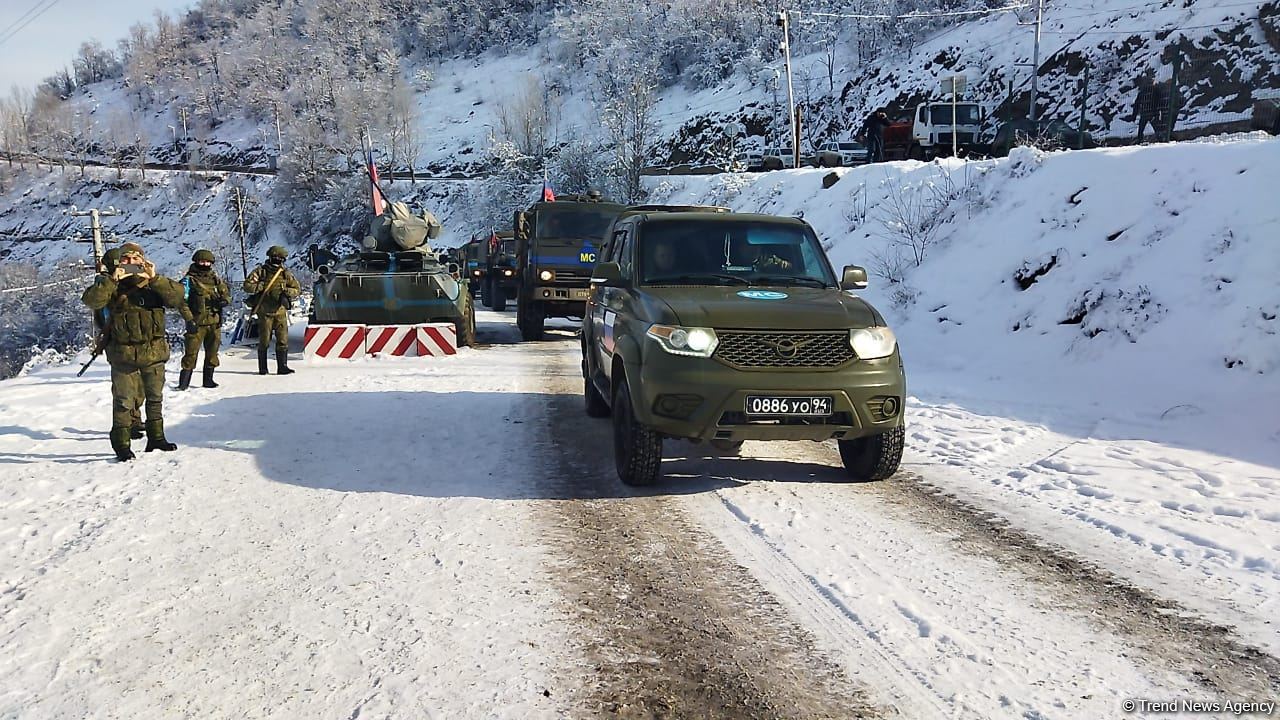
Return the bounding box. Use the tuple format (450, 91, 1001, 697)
(581, 209, 905, 486)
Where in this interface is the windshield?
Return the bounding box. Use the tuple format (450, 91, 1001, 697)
(535, 207, 620, 243)
(639, 220, 836, 287)
(930, 104, 980, 125)
(838, 142, 865, 151)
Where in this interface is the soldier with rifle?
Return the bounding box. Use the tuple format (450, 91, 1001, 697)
(177, 248, 231, 390)
(80, 248, 142, 440)
(81, 242, 194, 461)
(243, 245, 301, 376)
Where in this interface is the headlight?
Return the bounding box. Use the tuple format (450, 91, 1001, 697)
(503, 269, 513, 276)
(647, 324, 718, 358)
(539, 269, 554, 282)
(850, 327, 896, 359)
(472, 270, 481, 276)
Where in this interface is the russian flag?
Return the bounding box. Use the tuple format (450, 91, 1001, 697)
(367, 146, 384, 216)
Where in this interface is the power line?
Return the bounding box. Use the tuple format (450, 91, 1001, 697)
(0, 0, 52, 39)
(798, 3, 1030, 21)
(1050, 0, 1264, 21)
(0, 0, 63, 50)
(1042, 19, 1247, 34)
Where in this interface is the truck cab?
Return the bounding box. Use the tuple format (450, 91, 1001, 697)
(885, 101, 987, 160)
(513, 194, 626, 340)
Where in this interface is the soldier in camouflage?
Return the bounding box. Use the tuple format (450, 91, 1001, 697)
(81, 243, 194, 461)
(178, 248, 231, 390)
(91, 249, 144, 440)
(243, 245, 301, 375)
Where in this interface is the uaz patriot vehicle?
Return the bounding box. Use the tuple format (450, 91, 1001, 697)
(513, 192, 625, 340)
(581, 209, 906, 486)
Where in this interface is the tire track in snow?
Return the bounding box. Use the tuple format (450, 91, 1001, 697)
(866, 471, 1280, 698)
(526, 344, 879, 719)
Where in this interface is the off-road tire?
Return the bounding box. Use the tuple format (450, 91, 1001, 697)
(492, 283, 507, 312)
(482, 278, 495, 310)
(838, 425, 905, 482)
(518, 300, 544, 341)
(613, 381, 661, 486)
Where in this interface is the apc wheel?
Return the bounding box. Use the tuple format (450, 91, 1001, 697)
(482, 278, 495, 309)
(492, 283, 507, 312)
(613, 381, 661, 486)
(838, 425, 905, 482)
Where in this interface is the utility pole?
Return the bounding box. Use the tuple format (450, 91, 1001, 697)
(1077, 64, 1090, 149)
(232, 187, 249, 281)
(1028, 0, 1044, 122)
(777, 10, 798, 169)
(67, 205, 120, 267)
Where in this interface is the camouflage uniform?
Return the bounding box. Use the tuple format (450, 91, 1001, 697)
(92, 253, 144, 440)
(243, 245, 301, 375)
(178, 249, 231, 390)
(81, 246, 193, 461)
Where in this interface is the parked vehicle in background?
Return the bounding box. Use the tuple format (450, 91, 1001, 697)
(736, 148, 764, 170)
(761, 147, 800, 170)
(883, 101, 988, 160)
(1252, 97, 1280, 135)
(991, 118, 1096, 156)
(813, 141, 870, 167)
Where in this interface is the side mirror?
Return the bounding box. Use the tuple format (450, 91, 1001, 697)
(840, 265, 868, 291)
(592, 261, 623, 286)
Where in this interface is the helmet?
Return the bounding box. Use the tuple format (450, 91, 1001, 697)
(101, 248, 122, 272)
(120, 242, 144, 256)
(193, 249, 215, 263)
(267, 245, 288, 260)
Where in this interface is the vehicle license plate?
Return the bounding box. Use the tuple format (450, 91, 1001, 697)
(745, 395, 833, 416)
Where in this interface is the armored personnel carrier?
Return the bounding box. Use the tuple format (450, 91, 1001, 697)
(308, 201, 476, 346)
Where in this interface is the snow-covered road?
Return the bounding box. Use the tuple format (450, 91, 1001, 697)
(2, 310, 1276, 719)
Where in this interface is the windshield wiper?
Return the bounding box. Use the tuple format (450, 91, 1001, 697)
(754, 275, 830, 288)
(647, 273, 751, 286)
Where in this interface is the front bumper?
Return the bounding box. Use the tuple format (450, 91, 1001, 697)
(630, 347, 906, 442)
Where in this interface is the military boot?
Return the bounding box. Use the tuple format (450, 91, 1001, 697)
(276, 351, 295, 375)
(202, 367, 218, 388)
(144, 419, 177, 452)
(129, 422, 145, 440)
(109, 426, 135, 462)
(258, 346, 269, 375)
(177, 369, 193, 390)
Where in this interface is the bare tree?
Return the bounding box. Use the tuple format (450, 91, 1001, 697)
(597, 57, 658, 203)
(870, 169, 959, 281)
(495, 74, 561, 162)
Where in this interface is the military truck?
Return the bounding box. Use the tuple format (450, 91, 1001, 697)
(309, 201, 477, 346)
(461, 237, 486, 297)
(581, 208, 905, 486)
(513, 192, 625, 340)
(481, 229, 518, 311)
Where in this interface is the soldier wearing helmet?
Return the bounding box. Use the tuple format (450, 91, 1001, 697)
(81, 241, 194, 461)
(177, 248, 231, 390)
(243, 245, 301, 375)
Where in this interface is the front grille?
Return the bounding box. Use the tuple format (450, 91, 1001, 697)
(714, 331, 854, 370)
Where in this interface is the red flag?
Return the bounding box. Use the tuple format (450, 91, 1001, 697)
(488, 232, 499, 253)
(367, 147, 384, 216)
(542, 181, 555, 202)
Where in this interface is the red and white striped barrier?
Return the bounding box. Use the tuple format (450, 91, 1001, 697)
(304, 324, 367, 360)
(304, 323, 458, 360)
(416, 324, 458, 357)
(365, 325, 424, 357)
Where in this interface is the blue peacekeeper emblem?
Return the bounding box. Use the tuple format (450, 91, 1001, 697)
(737, 290, 789, 300)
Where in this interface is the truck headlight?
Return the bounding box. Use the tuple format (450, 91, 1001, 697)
(647, 324, 718, 358)
(539, 269, 554, 282)
(850, 327, 896, 359)
(503, 269, 513, 276)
